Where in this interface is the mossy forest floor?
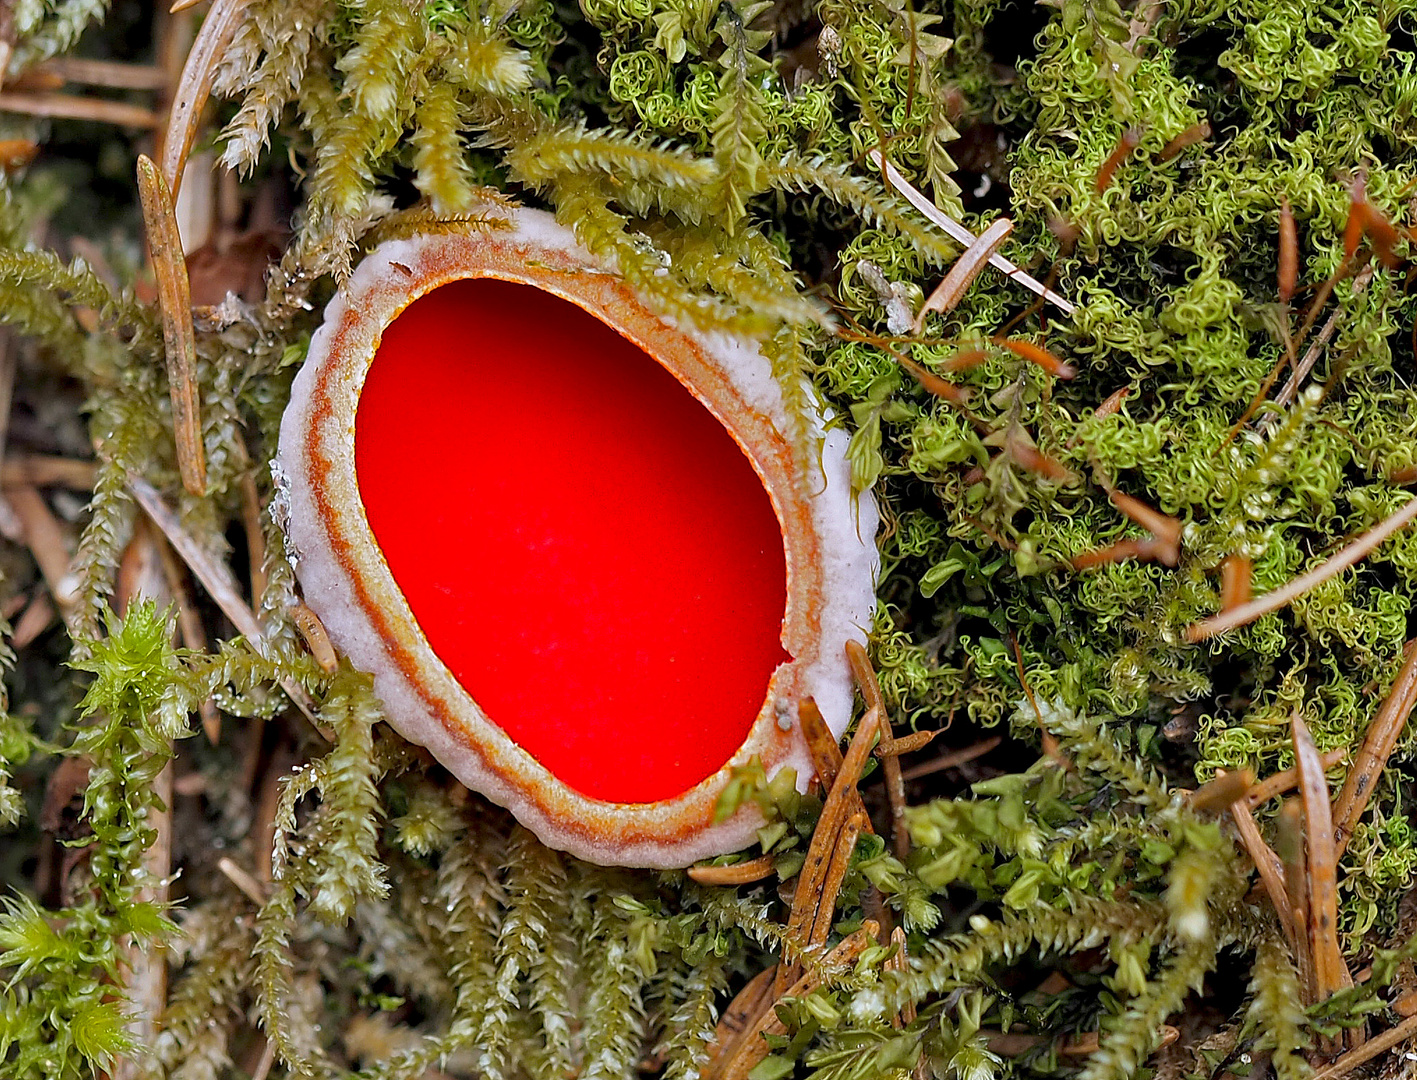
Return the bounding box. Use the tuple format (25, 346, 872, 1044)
(6, 0, 1417, 1078)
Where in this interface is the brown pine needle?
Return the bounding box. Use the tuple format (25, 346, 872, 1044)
(1220, 554, 1253, 611)
(1187, 767, 1253, 812)
(1333, 641, 1417, 857)
(136, 154, 205, 497)
(847, 640, 911, 857)
(1, 454, 97, 489)
(913, 217, 1014, 333)
(896, 352, 970, 404)
(1229, 795, 1300, 954)
(707, 966, 776, 1070)
(1279, 197, 1298, 305)
(1187, 494, 1417, 641)
(1095, 126, 1143, 193)
(799, 697, 844, 791)
(1156, 121, 1211, 163)
(1246, 748, 1346, 807)
(688, 854, 776, 886)
(719, 925, 879, 1080)
(1277, 798, 1316, 1001)
(779, 706, 880, 993)
(807, 811, 869, 946)
(1293, 712, 1346, 1004)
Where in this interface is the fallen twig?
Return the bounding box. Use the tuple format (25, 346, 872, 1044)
(900, 736, 1001, 782)
(0, 91, 158, 126)
(1246, 748, 1346, 807)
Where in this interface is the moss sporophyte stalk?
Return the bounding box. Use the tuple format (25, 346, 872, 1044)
(4, 0, 1417, 1077)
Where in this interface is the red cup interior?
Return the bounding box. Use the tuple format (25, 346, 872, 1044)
(353, 278, 790, 803)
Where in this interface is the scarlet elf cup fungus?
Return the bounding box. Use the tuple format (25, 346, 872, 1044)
(277, 206, 878, 867)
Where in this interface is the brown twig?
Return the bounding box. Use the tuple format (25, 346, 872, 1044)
(1307, 1013, 1417, 1080)
(1, 454, 97, 490)
(687, 854, 776, 886)
(1186, 494, 1417, 641)
(136, 154, 205, 496)
(38, 58, 168, 90)
(0, 91, 158, 126)
(1333, 641, 1417, 858)
(720, 925, 879, 1080)
(778, 707, 880, 994)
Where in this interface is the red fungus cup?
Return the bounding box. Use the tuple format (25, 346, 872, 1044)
(277, 207, 878, 867)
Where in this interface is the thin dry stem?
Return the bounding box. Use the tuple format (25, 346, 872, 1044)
(1308, 1013, 1417, 1080)
(0, 91, 158, 126)
(1247, 748, 1347, 807)
(1186, 494, 1417, 641)
(900, 736, 1001, 781)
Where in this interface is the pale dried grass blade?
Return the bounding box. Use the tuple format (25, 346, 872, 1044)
(1293, 712, 1346, 1006)
(1187, 494, 1417, 641)
(137, 153, 206, 496)
(1333, 641, 1417, 857)
(867, 149, 1075, 315)
(913, 217, 1014, 333)
(160, 0, 250, 198)
(127, 474, 327, 736)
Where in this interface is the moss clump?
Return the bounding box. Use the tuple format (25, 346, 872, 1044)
(4, 0, 1417, 1076)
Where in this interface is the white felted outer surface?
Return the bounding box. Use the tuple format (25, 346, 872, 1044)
(278, 206, 879, 867)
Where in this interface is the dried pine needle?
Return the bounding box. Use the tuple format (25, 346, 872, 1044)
(136, 154, 205, 497)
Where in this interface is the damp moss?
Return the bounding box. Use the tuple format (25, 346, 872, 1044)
(3, 0, 1417, 1076)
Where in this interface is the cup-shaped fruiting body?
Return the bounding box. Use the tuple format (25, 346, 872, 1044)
(278, 206, 878, 867)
